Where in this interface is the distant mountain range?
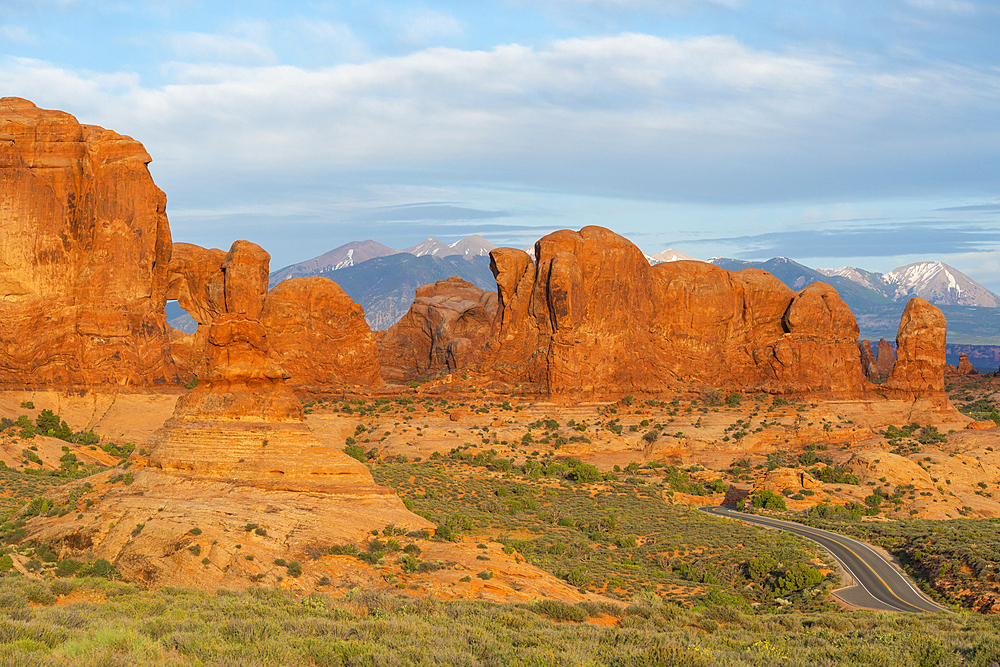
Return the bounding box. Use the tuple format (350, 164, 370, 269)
(707, 256, 1000, 345)
(269, 234, 496, 286)
(818, 262, 1000, 308)
(268, 235, 497, 329)
(168, 233, 1000, 342)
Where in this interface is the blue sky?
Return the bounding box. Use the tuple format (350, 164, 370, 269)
(2, 0, 999, 287)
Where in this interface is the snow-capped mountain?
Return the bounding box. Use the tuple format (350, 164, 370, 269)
(271, 235, 499, 287)
(648, 248, 701, 265)
(818, 261, 1000, 307)
(446, 234, 496, 257)
(403, 238, 453, 257)
(269, 240, 399, 286)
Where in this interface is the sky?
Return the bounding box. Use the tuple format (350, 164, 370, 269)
(2, 0, 999, 287)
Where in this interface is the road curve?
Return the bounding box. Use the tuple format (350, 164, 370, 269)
(699, 506, 949, 613)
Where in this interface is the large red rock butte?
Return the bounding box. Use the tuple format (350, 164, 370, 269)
(478, 226, 944, 399)
(377, 277, 498, 383)
(0, 97, 176, 387)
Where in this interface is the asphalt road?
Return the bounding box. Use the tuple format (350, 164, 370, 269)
(700, 506, 950, 613)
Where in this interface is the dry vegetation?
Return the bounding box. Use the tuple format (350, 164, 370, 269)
(5, 387, 1000, 663)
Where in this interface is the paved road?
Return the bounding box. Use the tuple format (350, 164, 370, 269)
(700, 506, 949, 613)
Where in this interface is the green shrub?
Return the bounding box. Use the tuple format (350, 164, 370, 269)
(344, 444, 366, 463)
(749, 490, 787, 511)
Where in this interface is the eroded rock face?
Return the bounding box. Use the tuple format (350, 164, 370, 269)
(262, 277, 382, 391)
(164, 240, 300, 423)
(481, 226, 867, 397)
(378, 277, 498, 383)
(882, 298, 947, 395)
(0, 97, 176, 387)
(165, 243, 227, 380)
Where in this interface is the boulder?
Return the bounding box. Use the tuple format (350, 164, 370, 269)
(262, 277, 382, 390)
(378, 277, 498, 383)
(0, 97, 176, 387)
(480, 226, 867, 397)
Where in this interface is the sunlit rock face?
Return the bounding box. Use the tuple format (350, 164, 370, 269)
(0, 97, 176, 387)
(481, 226, 868, 398)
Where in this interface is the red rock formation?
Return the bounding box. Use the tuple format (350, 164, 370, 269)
(859, 338, 896, 381)
(859, 340, 877, 379)
(262, 277, 382, 391)
(165, 243, 227, 379)
(480, 226, 867, 397)
(0, 97, 176, 387)
(946, 352, 978, 376)
(378, 277, 498, 383)
(875, 338, 897, 379)
(881, 298, 947, 395)
(167, 240, 299, 423)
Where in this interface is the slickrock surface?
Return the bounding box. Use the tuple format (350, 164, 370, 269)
(262, 277, 382, 391)
(378, 277, 498, 383)
(0, 97, 176, 387)
(481, 226, 867, 397)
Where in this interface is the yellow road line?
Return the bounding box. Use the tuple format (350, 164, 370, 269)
(738, 513, 931, 613)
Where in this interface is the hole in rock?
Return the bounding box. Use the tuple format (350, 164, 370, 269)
(165, 299, 198, 334)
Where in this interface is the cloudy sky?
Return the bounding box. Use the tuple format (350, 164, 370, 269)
(2, 1, 999, 285)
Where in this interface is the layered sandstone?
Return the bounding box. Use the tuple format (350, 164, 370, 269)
(378, 277, 498, 383)
(0, 97, 176, 387)
(481, 226, 868, 397)
(261, 277, 381, 391)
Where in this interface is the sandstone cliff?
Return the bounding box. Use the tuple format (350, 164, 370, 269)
(378, 277, 498, 383)
(0, 97, 176, 387)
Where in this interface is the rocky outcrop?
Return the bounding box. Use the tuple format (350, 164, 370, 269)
(0, 97, 176, 387)
(875, 339, 896, 379)
(20, 239, 585, 600)
(946, 352, 978, 376)
(859, 338, 896, 382)
(881, 298, 947, 396)
(859, 341, 877, 379)
(480, 226, 867, 397)
(165, 243, 227, 380)
(378, 277, 498, 383)
(168, 245, 382, 391)
(262, 277, 382, 391)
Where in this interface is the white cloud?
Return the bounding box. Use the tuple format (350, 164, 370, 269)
(1, 32, 998, 208)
